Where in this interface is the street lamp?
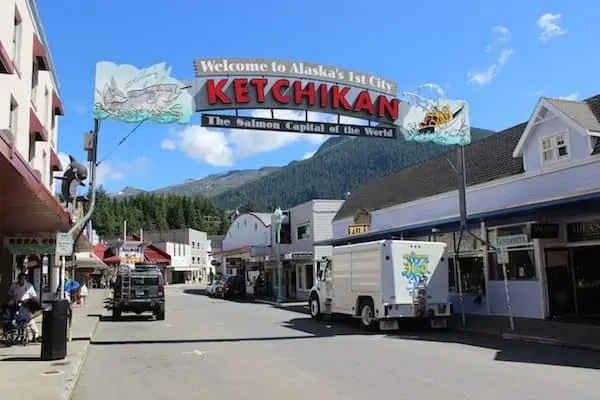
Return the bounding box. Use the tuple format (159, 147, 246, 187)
(273, 207, 284, 305)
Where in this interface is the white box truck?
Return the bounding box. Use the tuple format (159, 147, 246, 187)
(308, 239, 451, 331)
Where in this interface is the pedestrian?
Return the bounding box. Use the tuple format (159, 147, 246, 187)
(79, 283, 89, 307)
(8, 272, 42, 342)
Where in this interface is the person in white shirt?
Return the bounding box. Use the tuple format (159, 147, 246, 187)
(79, 283, 89, 307)
(8, 273, 41, 341)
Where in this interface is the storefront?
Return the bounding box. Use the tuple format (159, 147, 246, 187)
(543, 216, 600, 321)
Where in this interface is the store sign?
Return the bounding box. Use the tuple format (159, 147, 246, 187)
(4, 236, 56, 255)
(496, 234, 528, 248)
(289, 252, 314, 260)
(567, 221, 600, 242)
(250, 244, 271, 257)
(530, 223, 560, 239)
(201, 114, 397, 139)
(348, 224, 371, 236)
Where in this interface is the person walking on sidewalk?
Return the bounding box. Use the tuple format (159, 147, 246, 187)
(79, 283, 89, 307)
(8, 273, 42, 342)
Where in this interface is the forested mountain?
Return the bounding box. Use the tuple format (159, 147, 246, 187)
(212, 128, 495, 210)
(109, 168, 280, 199)
(91, 189, 229, 238)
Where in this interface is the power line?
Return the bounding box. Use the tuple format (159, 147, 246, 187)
(96, 121, 145, 166)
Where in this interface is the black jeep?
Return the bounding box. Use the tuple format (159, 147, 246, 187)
(112, 263, 165, 320)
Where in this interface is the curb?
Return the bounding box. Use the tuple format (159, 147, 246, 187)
(61, 314, 102, 400)
(454, 326, 600, 352)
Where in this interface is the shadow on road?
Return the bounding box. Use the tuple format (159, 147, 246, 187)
(99, 315, 155, 322)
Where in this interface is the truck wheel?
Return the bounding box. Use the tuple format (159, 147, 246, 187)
(112, 307, 121, 319)
(359, 300, 376, 330)
(309, 295, 322, 321)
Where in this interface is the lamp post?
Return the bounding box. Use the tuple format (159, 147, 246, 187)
(273, 207, 284, 305)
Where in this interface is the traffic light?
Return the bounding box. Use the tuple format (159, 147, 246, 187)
(59, 155, 88, 204)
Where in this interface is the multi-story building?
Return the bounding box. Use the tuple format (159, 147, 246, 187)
(0, 0, 63, 193)
(142, 229, 210, 284)
(266, 200, 344, 300)
(0, 0, 70, 301)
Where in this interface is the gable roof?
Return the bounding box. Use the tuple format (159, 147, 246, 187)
(333, 123, 526, 221)
(513, 94, 600, 157)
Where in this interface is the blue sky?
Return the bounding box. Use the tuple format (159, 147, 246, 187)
(40, 1, 599, 193)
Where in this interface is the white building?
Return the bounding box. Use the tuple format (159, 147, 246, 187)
(267, 200, 344, 300)
(142, 229, 210, 284)
(0, 0, 64, 193)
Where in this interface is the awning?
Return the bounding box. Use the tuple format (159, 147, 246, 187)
(52, 90, 64, 116)
(74, 251, 108, 270)
(0, 40, 14, 74)
(145, 245, 170, 264)
(32, 33, 50, 71)
(50, 147, 62, 172)
(0, 130, 71, 234)
(103, 256, 121, 264)
(29, 107, 48, 141)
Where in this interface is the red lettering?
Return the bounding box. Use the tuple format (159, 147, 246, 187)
(377, 95, 399, 121)
(353, 91, 375, 115)
(233, 78, 250, 103)
(250, 78, 268, 103)
(206, 79, 231, 104)
(293, 81, 316, 105)
(331, 86, 351, 110)
(272, 79, 290, 104)
(318, 84, 328, 107)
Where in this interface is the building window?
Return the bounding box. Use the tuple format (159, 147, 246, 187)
(31, 63, 39, 104)
(448, 256, 485, 294)
(488, 249, 536, 280)
(44, 87, 50, 128)
(192, 256, 195, 264)
(540, 132, 569, 165)
(297, 224, 310, 240)
(28, 133, 35, 162)
(9, 96, 18, 135)
(12, 7, 22, 70)
(255, 223, 258, 231)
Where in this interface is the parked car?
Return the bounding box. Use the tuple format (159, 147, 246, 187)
(223, 275, 246, 298)
(206, 279, 224, 297)
(112, 263, 165, 320)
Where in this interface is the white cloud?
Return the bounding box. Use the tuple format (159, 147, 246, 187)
(160, 138, 177, 150)
(559, 91, 579, 101)
(467, 48, 514, 86)
(537, 13, 567, 43)
(485, 25, 512, 52)
(161, 109, 361, 167)
(302, 150, 317, 160)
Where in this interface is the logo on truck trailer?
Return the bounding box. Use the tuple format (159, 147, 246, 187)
(401, 252, 430, 289)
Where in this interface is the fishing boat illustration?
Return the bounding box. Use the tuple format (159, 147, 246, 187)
(399, 88, 471, 146)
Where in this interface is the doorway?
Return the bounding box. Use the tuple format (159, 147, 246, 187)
(571, 245, 600, 319)
(285, 268, 297, 299)
(545, 249, 576, 318)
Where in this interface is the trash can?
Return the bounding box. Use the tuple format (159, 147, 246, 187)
(40, 299, 69, 361)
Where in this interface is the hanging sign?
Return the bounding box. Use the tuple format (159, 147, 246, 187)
(4, 236, 56, 255)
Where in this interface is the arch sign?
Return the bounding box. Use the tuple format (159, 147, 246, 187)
(93, 59, 471, 145)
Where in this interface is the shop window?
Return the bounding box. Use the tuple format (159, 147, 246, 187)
(297, 224, 310, 240)
(488, 249, 536, 280)
(540, 132, 570, 166)
(450, 256, 485, 294)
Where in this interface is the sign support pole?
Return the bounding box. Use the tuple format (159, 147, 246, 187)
(452, 145, 509, 328)
(59, 256, 66, 300)
(68, 119, 100, 237)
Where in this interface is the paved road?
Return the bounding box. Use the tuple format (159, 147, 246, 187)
(73, 286, 600, 400)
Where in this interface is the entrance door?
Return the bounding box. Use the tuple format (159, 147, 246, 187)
(286, 269, 297, 299)
(545, 249, 576, 318)
(571, 245, 600, 319)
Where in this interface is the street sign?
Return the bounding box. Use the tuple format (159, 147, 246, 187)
(55, 232, 74, 257)
(496, 247, 509, 264)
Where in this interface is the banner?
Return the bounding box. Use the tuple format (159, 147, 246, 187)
(93, 61, 194, 124)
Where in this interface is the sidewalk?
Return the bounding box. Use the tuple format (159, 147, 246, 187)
(452, 314, 600, 352)
(0, 289, 107, 400)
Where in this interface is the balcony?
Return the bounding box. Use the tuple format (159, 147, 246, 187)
(52, 89, 64, 116)
(0, 40, 14, 74)
(32, 33, 50, 71)
(29, 107, 48, 142)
